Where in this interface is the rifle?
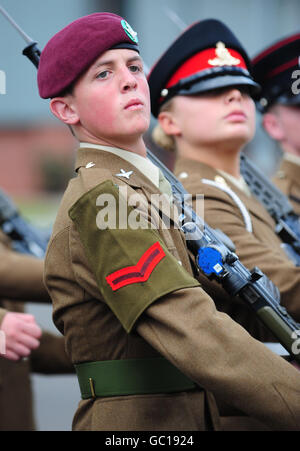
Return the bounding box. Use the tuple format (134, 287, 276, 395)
(148, 151, 300, 363)
(0, 6, 47, 257)
(0, 5, 40, 67)
(0, 187, 48, 258)
(240, 154, 300, 266)
(3, 6, 300, 361)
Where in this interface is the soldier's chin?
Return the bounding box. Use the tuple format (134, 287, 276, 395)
(221, 130, 254, 150)
(130, 116, 151, 135)
(228, 124, 254, 141)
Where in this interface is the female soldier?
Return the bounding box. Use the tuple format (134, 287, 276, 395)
(39, 13, 300, 431)
(148, 18, 300, 330)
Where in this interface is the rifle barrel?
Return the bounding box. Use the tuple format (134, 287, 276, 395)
(0, 5, 33, 44)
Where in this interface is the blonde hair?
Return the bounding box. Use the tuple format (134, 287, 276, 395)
(152, 99, 176, 152)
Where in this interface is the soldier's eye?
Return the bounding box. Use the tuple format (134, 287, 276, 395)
(129, 65, 142, 73)
(97, 70, 109, 79)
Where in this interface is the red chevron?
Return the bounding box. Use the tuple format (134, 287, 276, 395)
(106, 241, 165, 291)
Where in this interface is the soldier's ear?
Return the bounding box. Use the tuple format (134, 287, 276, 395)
(262, 111, 285, 141)
(50, 97, 80, 125)
(158, 110, 182, 137)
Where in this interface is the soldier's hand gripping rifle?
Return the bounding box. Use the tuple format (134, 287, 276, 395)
(4, 5, 300, 361)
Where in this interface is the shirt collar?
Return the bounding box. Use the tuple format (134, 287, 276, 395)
(283, 152, 300, 167)
(218, 169, 252, 197)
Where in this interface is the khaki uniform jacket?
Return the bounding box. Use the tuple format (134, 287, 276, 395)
(0, 231, 73, 431)
(272, 159, 300, 216)
(174, 157, 300, 328)
(44, 147, 300, 431)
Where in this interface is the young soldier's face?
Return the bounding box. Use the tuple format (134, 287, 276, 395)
(68, 49, 150, 146)
(162, 87, 256, 151)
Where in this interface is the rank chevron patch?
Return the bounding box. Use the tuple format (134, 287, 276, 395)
(106, 242, 165, 291)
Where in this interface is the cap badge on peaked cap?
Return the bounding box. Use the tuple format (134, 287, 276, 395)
(121, 20, 138, 43)
(208, 42, 241, 67)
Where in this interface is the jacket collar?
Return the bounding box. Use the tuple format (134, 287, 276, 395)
(76, 146, 150, 189)
(174, 157, 275, 228)
(279, 158, 300, 187)
(75, 147, 178, 225)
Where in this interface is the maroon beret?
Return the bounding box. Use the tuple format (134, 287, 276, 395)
(37, 12, 139, 99)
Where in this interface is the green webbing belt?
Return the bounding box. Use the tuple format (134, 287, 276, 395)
(75, 357, 197, 399)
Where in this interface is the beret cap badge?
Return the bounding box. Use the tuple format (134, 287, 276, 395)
(121, 19, 138, 44)
(208, 42, 241, 67)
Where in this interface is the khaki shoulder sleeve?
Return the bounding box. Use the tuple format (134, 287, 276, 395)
(69, 180, 199, 332)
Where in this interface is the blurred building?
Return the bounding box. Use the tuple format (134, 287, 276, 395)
(0, 0, 121, 197)
(0, 0, 300, 198)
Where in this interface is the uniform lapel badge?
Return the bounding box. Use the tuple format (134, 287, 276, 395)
(208, 41, 240, 66)
(178, 172, 189, 179)
(85, 162, 95, 168)
(116, 169, 133, 180)
(214, 175, 228, 187)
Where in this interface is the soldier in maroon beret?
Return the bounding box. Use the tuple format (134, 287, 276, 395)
(252, 33, 300, 214)
(40, 13, 300, 431)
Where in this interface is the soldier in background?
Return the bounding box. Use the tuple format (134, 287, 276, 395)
(36, 12, 300, 431)
(252, 33, 300, 214)
(0, 218, 73, 430)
